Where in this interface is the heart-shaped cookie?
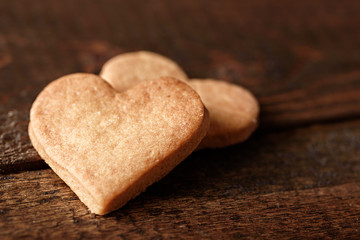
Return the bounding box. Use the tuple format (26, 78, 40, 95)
(29, 73, 209, 215)
(100, 51, 259, 149)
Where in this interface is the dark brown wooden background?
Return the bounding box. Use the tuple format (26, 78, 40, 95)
(1, 0, 360, 239)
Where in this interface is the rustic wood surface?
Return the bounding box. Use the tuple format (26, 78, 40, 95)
(1, 0, 360, 238)
(1, 121, 360, 239)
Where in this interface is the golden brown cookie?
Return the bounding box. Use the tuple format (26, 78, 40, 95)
(29, 73, 209, 215)
(100, 51, 188, 91)
(189, 79, 259, 149)
(100, 51, 259, 149)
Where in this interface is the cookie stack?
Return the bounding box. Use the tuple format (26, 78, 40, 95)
(29, 51, 259, 215)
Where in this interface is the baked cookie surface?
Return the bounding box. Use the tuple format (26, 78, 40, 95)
(100, 51, 188, 92)
(100, 51, 259, 149)
(189, 79, 259, 149)
(29, 73, 209, 214)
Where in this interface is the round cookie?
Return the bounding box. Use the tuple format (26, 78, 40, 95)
(189, 79, 259, 149)
(100, 51, 188, 91)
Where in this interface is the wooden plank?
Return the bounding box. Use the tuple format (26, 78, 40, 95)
(1, 1, 360, 170)
(1, 170, 359, 239)
(0, 110, 46, 173)
(1, 105, 360, 184)
(1, 120, 360, 238)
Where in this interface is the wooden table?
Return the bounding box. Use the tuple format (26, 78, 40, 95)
(1, 0, 360, 238)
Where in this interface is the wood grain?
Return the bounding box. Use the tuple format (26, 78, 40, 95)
(0, 109, 45, 173)
(1, 0, 360, 172)
(1, 170, 359, 239)
(1, 120, 360, 239)
(1, 0, 360, 238)
(1, 0, 360, 171)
